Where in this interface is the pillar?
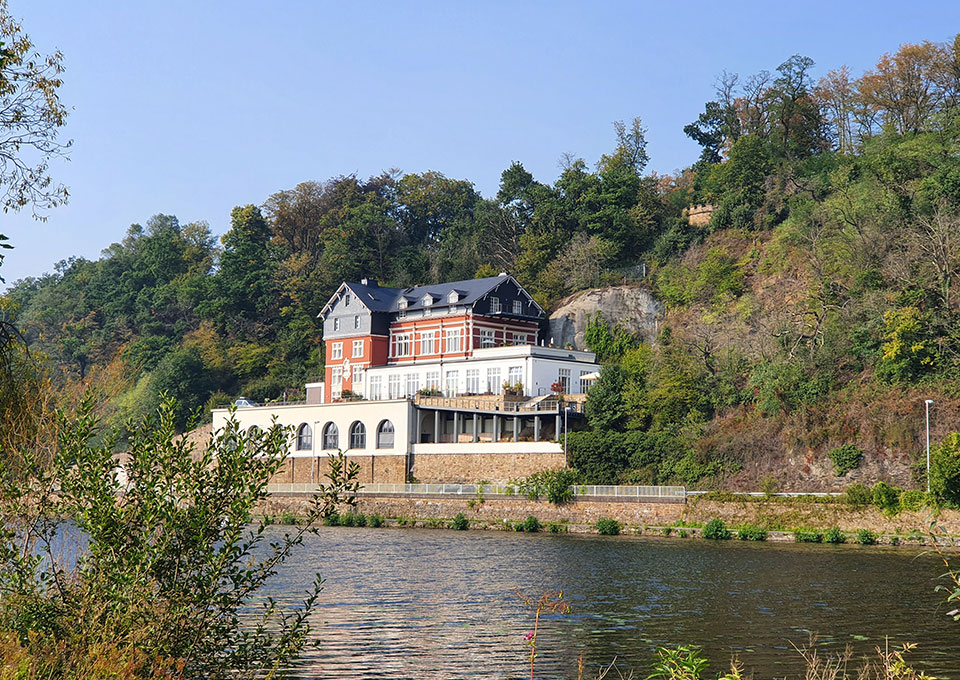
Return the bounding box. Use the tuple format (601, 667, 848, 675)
(534, 416, 540, 442)
(472, 413, 479, 442)
(434, 410, 440, 444)
(513, 416, 519, 442)
(493, 415, 499, 443)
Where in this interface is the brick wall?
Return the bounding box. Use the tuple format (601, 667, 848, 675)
(270, 454, 407, 485)
(410, 452, 566, 483)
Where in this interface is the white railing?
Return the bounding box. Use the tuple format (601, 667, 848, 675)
(267, 482, 686, 499)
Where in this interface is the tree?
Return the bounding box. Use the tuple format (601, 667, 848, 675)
(0, 397, 361, 678)
(0, 0, 71, 217)
(931, 432, 960, 507)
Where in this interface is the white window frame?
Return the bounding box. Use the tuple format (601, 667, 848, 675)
(445, 370, 459, 396)
(486, 368, 501, 394)
(393, 333, 413, 357)
(447, 290, 459, 304)
(331, 342, 343, 360)
(558, 368, 570, 393)
(369, 375, 382, 400)
(426, 371, 440, 391)
(420, 331, 436, 355)
(445, 328, 462, 353)
(388, 375, 401, 399)
(480, 329, 495, 348)
(513, 299, 523, 315)
(508, 366, 522, 386)
(405, 373, 419, 397)
(489, 296, 501, 314)
(333, 318, 340, 331)
(465, 369, 480, 394)
(352, 340, 363, 358)
(354, 314, 361, 329)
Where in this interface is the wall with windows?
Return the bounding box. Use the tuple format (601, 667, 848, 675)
(211, 399, 414, 459)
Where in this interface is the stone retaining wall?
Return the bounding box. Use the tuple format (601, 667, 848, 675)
(410, 452, 566, 483)
(270, 455, 407, 485)
(261, 493, 683, 527)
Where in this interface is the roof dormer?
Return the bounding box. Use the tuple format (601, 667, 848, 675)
(422, 293, 434, 307)
(447, 290, 460, 304)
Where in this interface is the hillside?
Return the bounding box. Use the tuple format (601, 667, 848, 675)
(5, 33, 960, 492)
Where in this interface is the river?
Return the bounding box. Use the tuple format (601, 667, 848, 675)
(262, 526, 959, 679)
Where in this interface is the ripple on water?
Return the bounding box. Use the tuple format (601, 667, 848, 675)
(254, 527, 959, 679)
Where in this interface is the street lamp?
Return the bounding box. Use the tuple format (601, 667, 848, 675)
(926, 399, 934, 493)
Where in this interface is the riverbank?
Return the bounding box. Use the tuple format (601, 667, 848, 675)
(259, 491, 956, 547)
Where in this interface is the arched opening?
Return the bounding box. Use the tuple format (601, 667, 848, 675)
(350, 421, 366, 449)
(322, 422, 339, 450)
(296, 423, 312, 451)
(377, 420, 395, 449)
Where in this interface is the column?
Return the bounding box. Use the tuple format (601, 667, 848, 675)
(453, 412, 459, 443)
(534, 416, 540, 442)
(434, 410, 440, 444)
(513, 416, 519, 442)
(472, 413, 478, 442)
(493, 415, 499, 443)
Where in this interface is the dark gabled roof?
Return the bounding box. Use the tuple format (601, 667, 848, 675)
(388, 275, 507, 312)
(319, 273, 544, 319)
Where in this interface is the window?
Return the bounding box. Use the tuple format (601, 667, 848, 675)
(405, 373, 419, 397)
(344, 293, 351, 307)
(353, 366, 364, 389)
(508, 366, 522, 386)
(296, 423, 312, 451)
(352, 340, 363, 358)
(333, 317, 340, 331)
(466, 369, 480, 394)
(426, 371, 440, 391)
(480, 329, 495, 348)
(350, 421, 366, 449)
(558, 368, 570, 393)
(489, 296, 501, 313)
(513, 299, 523, 315)
(398, 298, 408, 319)
(422, 294, 433, 307)
(331, 342, 343, 360)
(322, 422, 338, 449)
(369, 375, 382, 400)
(486, 368, 501, 394)
(579, 370, 593, 392)
(445, 328, 462, 353)
(420, 331, 436, 355)
(392, 333, 413, 357)
(354, 314, 361, 329)
(447, 290, 459, 304)
(377, 420, 395, 449)
(388, 374, 401, 399)
(331, 366, 343, 385)
(445, 370, 459, 396)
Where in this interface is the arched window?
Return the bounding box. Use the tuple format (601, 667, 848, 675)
(296, 423, 312, 451)
(350, 421, 366, 449)
(322, 422, 338, 450)
(377, 420, 395, 449)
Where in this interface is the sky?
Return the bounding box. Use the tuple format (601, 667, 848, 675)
(2, 0, 960, 287)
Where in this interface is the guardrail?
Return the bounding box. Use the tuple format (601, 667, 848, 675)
(266, 482, 686, 500)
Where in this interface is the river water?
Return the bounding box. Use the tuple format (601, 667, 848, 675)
(262, 526, 960, 679)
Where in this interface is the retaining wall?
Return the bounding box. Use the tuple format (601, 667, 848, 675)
(410, 452, 566, 483)
(270, 455, 407, 485)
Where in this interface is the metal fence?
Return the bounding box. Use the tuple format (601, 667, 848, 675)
(267, 482, 686, 500)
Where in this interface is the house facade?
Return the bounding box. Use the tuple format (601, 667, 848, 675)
(211, 273, 599, 484)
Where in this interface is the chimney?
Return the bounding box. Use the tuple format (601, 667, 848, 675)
(361, 278, 368, 286)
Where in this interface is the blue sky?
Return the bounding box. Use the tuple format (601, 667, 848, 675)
(3, 1, 959, 286)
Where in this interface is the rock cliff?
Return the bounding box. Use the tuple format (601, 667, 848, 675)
(547, 285, 663, 349)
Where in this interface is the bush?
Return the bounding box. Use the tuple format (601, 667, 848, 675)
(702, 519, 731, 540)
(511, 468, 580, 504)
(367, 514, 384, 528)
(0, 399, 361, 679)
(596, 518, 622, 536)
(278, 509, 299, 525)
(338, 512, 356, 527)
(825, 527, 846, 544)
(353, 513, 367, 527)
(736, 524, 768, 541)
(523, 515, 542, 532)
(828, 444, 863, 476)
(898, 489, 927, 512)
(322, 512, 340, 526)
(844, 483, 873, 507)
(793, 529, 824, 543)
(871, 481, 901, 513)
(548, 522, 565, 533)
(856, 528, 879, 545)
(451, 513, 469, 530)
(930, 432, 960, 507)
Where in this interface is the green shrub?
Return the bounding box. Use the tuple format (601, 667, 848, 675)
(856, 528, 878, 545)
(702, 519, 731, 540)
(338, 512, 356, 527)
(930, 432, 960, 506)
(676, 528, 688, 538)
(898, 489, 927, 512)
(451, 513, 469, 531)
(523, 515, 542, 532)
(353, 513, 367, 527)
(513, 521, 525, 532)
(322, 512, 340, 526)
(511, 468, 580, 504)
(793, 529, 824, 543)
(596, 518, 622, 535)
(278, 510, 299, 525)
(736, 524, 768, 541)
(844, 483, 872, 507)
(825, 527, 846, 544)
(548, 522, 565, 533)
(367, 514, 384, 528)
(871, 481, 901, 513)
(828, 444, 863, 476)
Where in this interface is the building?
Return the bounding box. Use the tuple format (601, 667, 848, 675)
(212, 273, 600, 484)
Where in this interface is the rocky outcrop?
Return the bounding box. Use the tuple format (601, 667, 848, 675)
(547, 285, 664, 349)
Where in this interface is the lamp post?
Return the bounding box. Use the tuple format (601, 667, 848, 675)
(926, 399, 934, 493)
(563, 405, 569, 468)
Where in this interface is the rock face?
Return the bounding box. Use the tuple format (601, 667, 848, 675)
(547, 285, 664, 349)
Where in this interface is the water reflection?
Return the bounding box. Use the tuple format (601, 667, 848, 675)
(260, 527, 957, 679)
